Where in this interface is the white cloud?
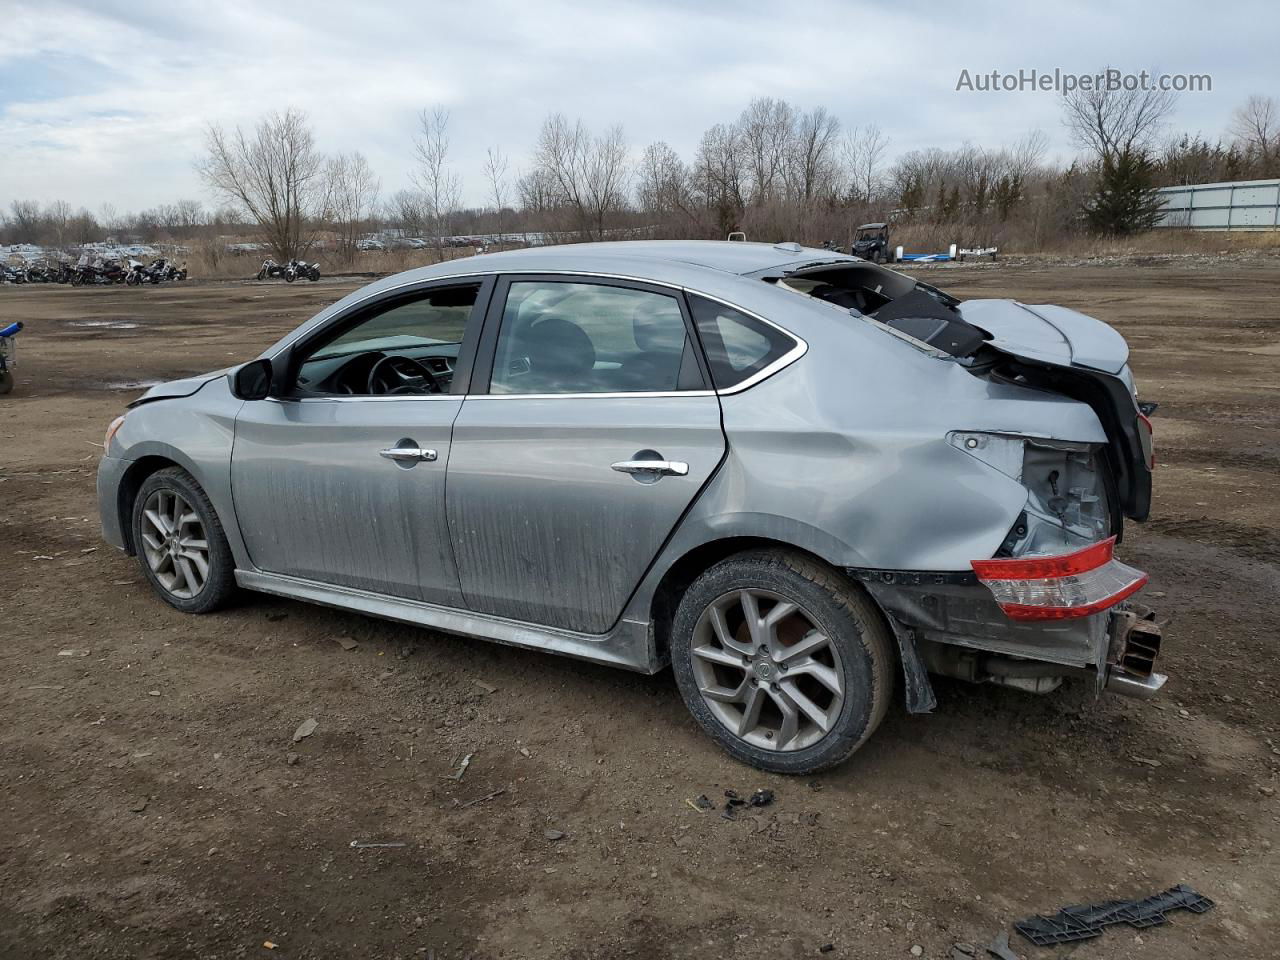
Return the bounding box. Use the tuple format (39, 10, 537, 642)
(0, 0, 1267, 212)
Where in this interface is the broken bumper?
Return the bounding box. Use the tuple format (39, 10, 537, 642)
(1103, 604, 1166, 699)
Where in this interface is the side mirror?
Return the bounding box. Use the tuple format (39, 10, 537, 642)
(231, 358, 273, 401)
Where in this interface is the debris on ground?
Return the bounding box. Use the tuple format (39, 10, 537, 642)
(985, 930, 1018, 960)
(456, 788, 505, 809)
(518, 746, 531, 758)
(949, 941, 976, 959)
(334, 636, 358, 651)
(544, 828, 566, 841)
(263, 941, 277, 950)
(128, 797, 149, 813)
(720, 788, 776, 820)
(56, 648, 90, 657)
(349, 839, 407, 849)
(1131, 756, 1162, 767)
(819, 945, 834, 954)
(910, 945, 923, 957)
(291, 718, 318, 743)
(285, 752, 300, 766)
(473, 679, 498, 694)
(1013, 884, 1215, 946)
(446, 753, 474, 781)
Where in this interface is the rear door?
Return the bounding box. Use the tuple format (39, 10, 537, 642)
(445, 275, 725, 633)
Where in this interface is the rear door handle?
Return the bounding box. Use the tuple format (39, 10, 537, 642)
(379, 446, 437, 463)
(610, 459, 689, 477)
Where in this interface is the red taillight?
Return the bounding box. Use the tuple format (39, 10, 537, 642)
(972, 536, 1148, 621)
(1137, 413, 1155, 469)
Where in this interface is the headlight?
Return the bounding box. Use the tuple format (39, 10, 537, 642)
(105, 414, 127, 452)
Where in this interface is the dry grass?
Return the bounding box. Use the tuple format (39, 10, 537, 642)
(183, 230, 1280, 280)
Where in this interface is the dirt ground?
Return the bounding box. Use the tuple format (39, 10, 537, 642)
(1, 258, 1278, 960)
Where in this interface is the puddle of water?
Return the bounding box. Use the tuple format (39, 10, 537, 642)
(68, 320, 139, 329)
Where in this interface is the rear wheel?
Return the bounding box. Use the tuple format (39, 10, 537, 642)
(671, 550, 893, 774)
(131, 467, 237, 613)
(0, 370, 13, 395)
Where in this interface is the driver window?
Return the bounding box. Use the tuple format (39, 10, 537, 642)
(293, 285, 479, 397)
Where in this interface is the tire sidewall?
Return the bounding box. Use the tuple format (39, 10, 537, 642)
(671, 552, 886, 775)
(131, 468, 235, 614)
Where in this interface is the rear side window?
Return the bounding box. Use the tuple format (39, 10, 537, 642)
(688, 294, 797, 390)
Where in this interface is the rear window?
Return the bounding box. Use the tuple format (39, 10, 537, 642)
(688, 294, 796, 390)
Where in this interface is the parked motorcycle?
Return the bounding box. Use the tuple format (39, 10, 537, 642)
(72, 258, 127, 285)
(256, 258, 319, 282)
(1, 264, 27, 284)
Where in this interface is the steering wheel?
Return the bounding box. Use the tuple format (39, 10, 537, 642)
(367, 354, 442, 395)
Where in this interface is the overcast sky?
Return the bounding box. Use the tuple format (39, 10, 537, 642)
(1, 0, 1272, 214)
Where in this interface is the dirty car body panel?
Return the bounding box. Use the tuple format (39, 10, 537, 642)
(98, 241, 1165, 753)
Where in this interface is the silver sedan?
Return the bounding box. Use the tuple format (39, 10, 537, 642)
(97, 241, 1162, 773)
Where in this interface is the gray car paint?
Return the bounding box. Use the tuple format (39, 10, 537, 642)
(231, 395, 465, 605)
(100, 241, 1142, 677)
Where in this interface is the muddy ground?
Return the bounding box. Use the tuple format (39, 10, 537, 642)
(1, 258, 1277, 960)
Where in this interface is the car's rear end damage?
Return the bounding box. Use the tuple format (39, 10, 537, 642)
(758, 256, 1164, 708)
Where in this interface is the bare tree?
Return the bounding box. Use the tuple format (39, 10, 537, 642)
(483, 146, 510, 235)
(1229, 94, 1279, 165)
(197, 108, 328, 262)
(693, 123, 745, 236)
(738, 97, 796, 203)
(533, 113, 630, 240)
(7, 200, 40, 243)
(327, 151, 381, 264)
(843, 123, 890, 203)
(413, 106, 462, 254)
(1061, 72, 1178, 162)
(637, 140, 701, 235)
(788, 107, 842, 202)
(386, 189, 428, 237)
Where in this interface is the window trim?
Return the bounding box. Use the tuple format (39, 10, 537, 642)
(470, 273, 712, 398)
(267, 275, 495, 402)
(264, 268, 806, 400)
(685, 290, 808, 396)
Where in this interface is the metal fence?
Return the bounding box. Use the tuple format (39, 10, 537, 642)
(1155, 178, 1280, 230)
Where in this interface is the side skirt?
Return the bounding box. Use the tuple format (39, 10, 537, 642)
(235, 570, 657, 673)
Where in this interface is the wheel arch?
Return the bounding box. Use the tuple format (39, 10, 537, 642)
(647, 535, 892, 666)
(115, 454, 187, 554)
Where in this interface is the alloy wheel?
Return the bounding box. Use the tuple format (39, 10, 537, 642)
(140, 489, 210, 599)
(690, 589, 845, 751)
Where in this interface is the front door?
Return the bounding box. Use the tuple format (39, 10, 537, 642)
(231, 281, 486, 604)
(446, 276, 726, 633)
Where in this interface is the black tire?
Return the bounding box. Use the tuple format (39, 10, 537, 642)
(0, 370, 13, 395)
(670, 549, 894, 775)
(255, 269, 266, 281)
(131, 467, 237, 614)
(284, 271, 296, 283)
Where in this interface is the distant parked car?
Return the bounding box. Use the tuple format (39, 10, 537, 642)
(97, 241, 1161, 774)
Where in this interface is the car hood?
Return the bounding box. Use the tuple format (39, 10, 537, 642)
(128, 368, 231, 407)
(958, 300, 1129, 374)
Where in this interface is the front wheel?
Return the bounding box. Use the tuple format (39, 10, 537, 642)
(670, 550, 894, 775)
(131, 467, 237, 614)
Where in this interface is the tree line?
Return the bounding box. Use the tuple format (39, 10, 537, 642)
(4, 85, 1279, 261)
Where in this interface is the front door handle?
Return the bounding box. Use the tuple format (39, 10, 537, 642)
(379, 446, 437, 463)
(611, 459, 689, 477)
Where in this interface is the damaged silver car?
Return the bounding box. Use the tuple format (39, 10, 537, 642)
(97, 241, 1161, 774)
